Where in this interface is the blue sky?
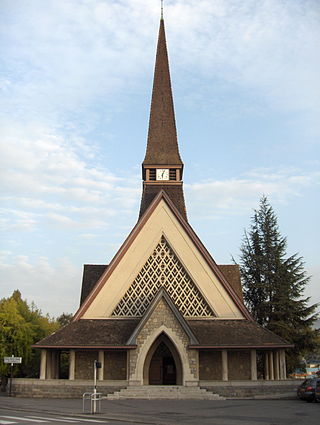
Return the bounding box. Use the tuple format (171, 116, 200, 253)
(1, 0, 319, 317)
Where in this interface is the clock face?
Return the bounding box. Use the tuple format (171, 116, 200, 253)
(156, 168, 169, 181)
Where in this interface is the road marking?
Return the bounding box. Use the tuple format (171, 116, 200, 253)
(75, 420, 107, 423)
(59, 419, 106, 423)
(27, 416, 78, 423)
(0, 415, 107, 424)
(1, 417, 46, 423)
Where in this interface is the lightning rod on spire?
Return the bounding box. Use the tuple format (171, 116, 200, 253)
(161, 0, 164, 20)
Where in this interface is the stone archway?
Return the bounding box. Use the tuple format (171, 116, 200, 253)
(143, 333, 183, 385)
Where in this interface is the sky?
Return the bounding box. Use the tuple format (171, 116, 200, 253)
(1, 0, 319, 318)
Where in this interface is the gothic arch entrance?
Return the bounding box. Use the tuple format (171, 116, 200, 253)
(143, 333, 183, 385)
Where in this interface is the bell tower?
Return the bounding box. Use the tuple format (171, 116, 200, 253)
(139, 17, 187, 221)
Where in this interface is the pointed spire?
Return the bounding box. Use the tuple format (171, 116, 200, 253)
(143, 18, 183, 166)
(139, 16, 187, 222)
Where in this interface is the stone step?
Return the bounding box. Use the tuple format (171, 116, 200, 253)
(124, 385, 206, 390)
(106, 386, 225, 400)
(107, 394, 223, 400)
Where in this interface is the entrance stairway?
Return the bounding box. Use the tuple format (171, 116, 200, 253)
(106, 385, 225, 400)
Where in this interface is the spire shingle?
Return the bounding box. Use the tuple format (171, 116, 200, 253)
(139, 18, 187, 221)
(143, 19, 183, 166)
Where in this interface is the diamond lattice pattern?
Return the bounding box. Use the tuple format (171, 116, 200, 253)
(112, 236, 214, 317)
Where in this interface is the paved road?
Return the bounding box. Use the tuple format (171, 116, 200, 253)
(0, 397, 319, 425)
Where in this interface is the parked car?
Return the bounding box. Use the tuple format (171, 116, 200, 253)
(315, 379, 320, 403)
(297, 378, 320, 402)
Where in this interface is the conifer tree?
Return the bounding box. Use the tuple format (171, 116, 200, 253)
(239, 196, 319, 371)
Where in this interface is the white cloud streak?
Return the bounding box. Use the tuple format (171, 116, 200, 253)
(1, 0, 319, 124)
(0, 252, 80, 316)
(186, 168, 320, 219)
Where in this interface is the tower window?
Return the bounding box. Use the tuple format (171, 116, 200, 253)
(149, 169, 156, 180)
(169, 169, 176, 180)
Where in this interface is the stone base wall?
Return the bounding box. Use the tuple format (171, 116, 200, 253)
(201, 379, 302, 398)
(9, 379, 127, 398)
(8, 378, 303, 398)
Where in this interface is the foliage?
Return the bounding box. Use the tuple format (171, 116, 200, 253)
(56, 313, 73, 378)
(239, 196, 319, 372)
(0, 296, 33, 377)
(0, 290, 68, 379)
(56, 313, 73, 328)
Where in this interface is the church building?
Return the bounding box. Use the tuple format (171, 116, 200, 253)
(34, 16, 291, 389)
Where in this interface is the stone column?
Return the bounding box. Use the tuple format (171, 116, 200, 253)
(40, 349, 47, 380)
(250, 349, 257, 380)
(46, 351, 52, 379)
(264, 352, 269, 380)
(268, 351, 274, 380)
(280, 350, 287, 380)
(69, 350, 75, 380)
(55, 351, 60, 379)
(50, 351, 59, 379)
(98, 350, 104, 381)
(222, 350, 228, 381)
(274, 350, 280, 380)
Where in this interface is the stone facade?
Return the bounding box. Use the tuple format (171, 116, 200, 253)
(228, 350, 251, 380)
(199, 350, 222, 380)
(104, 351, 127, 380)
(75, 351, 97, 380)
(129, 298, 198, 385)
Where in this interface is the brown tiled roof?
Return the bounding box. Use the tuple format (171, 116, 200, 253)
(188, 320, 291, 348)
(33, 318, 291, 349)
(34, 319, 139, 348)
(143, 19, 182, 166)
(218, 265, 243, 302)
(139, 184, 187, 221)
(80, 265, 108, 306)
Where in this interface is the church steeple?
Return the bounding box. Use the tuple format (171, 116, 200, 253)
(139, 17, 187, 220)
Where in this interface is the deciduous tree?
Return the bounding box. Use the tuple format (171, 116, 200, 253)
(0, 291, 60, 379)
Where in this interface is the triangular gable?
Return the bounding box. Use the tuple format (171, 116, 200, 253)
(127, 288, 199, 345)
(112, 235, 215, 318)
(74, 191, 251, 321)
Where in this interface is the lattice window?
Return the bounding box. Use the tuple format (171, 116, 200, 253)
(112, 236, 214, 317)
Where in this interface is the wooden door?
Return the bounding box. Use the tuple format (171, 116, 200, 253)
(149, 358, 162, 384)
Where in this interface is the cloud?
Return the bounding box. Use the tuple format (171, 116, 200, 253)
(0, 124, 140, 232)
(305, 264, 320, 310)
(0, 0, 159, 126)
(0, 209, 38, 231)
(169, 0, 320, 116)
(0, 252, 80, 316)
(1, 0, 319, 127)
(186, 168, 320, 219)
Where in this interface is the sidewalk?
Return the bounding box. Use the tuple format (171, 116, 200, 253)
(0, 396, 215, 425)
(1, 396, 318, 425)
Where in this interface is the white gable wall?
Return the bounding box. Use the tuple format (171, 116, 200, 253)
(82, 200, 244, 319)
